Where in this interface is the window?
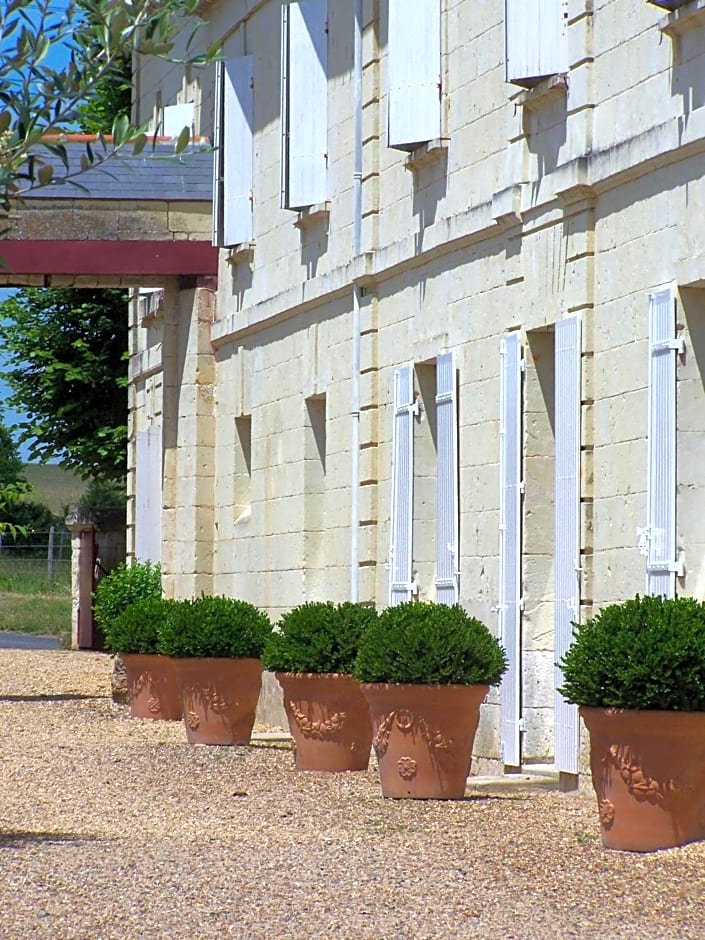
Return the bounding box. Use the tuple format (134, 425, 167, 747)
(234, 415, 252, 524)
(388, 356, 458, 606)
(213, 56, 254, 248)
(304, 395, 327, 596)
(505, 0, 568, 87)
(281, 0, 328, 210)
(387, 0, 441, 149)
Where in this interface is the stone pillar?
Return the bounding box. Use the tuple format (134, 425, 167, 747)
(65, 508, 126, 650)
(161, 275, 216, 599)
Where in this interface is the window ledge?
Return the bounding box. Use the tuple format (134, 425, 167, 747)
(294, 202, 331, 228)
(404, 138, 449, 171)
(226, 242, 255, 263)
(514, 74, 568, 111)
(658, 0, 705, 35)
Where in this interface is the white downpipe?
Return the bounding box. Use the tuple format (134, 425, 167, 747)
(350, 0, 363, 602)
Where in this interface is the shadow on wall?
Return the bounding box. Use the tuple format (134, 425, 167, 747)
(524, 92, 567, 207)
(670, 25, 705, 130)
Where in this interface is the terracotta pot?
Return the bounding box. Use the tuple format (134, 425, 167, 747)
(361, 682, 489, 799)
(581, 707, 705, 851)
(276, 672, 373, 772)
(121, 653, 182, 721)
(176, 657, 263, 745)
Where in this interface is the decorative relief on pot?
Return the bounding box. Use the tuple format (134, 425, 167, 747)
(207, 690, 228, 714)
(372, 713, 395, 755)
(397, 756, 417, 780)
(606, 745, 676, 806)
(372, 710, 453, 756)
(186, 711, 200, 731)
(598, 800, 615, 829)
(147, 697, 161, 714)
(289, 703, 347, 740)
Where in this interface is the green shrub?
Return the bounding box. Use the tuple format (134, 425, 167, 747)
(104, 596, 176, 655)
(93, 561, 161, 632)
(559, 594, 705, 711)
(352, 602, 507, 686)
(157, 595, 272, 659)
(263, 601, 377, 675)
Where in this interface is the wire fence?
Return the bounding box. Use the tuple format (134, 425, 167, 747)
(0, 527, 72, 594)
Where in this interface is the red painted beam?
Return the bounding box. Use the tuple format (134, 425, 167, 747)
(0, 239, 218, 277)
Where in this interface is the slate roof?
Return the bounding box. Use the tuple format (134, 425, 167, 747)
(22, 140, 214, 203)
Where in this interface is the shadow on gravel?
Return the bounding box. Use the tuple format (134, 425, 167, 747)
(0, 693, 106, 703)
(0, 830, 102, 848)
(463, 793, 532, 801)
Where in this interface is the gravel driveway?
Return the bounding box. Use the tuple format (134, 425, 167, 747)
(0, 649, 703, 939)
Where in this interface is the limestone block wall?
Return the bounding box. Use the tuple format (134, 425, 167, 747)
(130, 0, 705, 775)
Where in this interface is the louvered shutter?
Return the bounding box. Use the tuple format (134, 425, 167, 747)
(554, 317, 581, 775)
(284, 0, 328, 208)
(135, 426, 162, 563)
(646, 289, 678, 598)
(388, 0, 441, 148)
(217, 55, 254, 247)
(499, 333, 523, 767)
(389, 365, 415, 606)
(505, 0, 568, 86)
(436, 352, 459, 605)
(162, 102, 194, 139)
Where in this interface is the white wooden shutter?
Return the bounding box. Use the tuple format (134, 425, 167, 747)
(217, 55, 254, 248)
(388, 0, 441, 148)
(283, 0, 328, 208)
(389, 365, 416, 606)
(505, 0, 568, 86)
(646, 288, 679, 598)
(162, 102, 194, 139)
(212, 60, 224, 245)
(436, 352, 459, 605)
(135, 425, 162, 563)
(554, 317, 581, 775)
(499, 333, 523, 767)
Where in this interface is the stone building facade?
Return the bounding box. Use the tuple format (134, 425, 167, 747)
(129, 0, 705, 782)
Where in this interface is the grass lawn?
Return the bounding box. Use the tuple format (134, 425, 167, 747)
(0, 593, 71, 642)
(0, 557, 71, 645)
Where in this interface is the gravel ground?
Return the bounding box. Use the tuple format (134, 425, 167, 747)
(1, 650, 704, 940)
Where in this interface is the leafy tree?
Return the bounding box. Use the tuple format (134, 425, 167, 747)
(0, 417, 25, 487)
(0, 287, 129, 480)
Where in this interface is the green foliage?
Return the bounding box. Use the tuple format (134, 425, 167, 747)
(0, 0, 218, 207)
(353, 602, 508, 687)
(0, 479, 32, 538)
(1, 498, 61, 555)
(0, 288, 129, 480)
(78, 478, 126, 510)
(157, 596, 272, 659)
(76, 52, 132, 137)
(263, 601, 378, 675)
(559, 594, 705, 711)
(103, 596, 175, 655)
(0, 419, 25, 487)
(93, 561, 161, 633)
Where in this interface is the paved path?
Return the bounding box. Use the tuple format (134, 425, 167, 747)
(0, 631, 61, 649)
